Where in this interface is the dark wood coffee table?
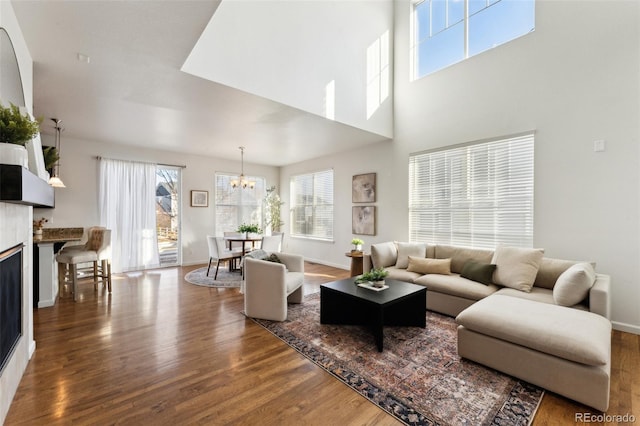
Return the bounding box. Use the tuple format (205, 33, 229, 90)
(320, 278, 426, 352)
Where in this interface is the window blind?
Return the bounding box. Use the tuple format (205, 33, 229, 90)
(409, 134, 534, 249)
(290, 169, 334, 240)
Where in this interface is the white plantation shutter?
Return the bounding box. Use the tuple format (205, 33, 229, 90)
(409, 134, 534, 249)
(290, 169, 334, 240)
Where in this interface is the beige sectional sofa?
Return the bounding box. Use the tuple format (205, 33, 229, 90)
(362, 242, 612, 411)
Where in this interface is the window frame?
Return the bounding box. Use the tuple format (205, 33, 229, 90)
(411, 0, 535, 79)
(289, 169, 334, 241)
(214, 172, 267, 236)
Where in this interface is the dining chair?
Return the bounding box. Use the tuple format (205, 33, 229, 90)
(207, 236, 242, 279)
(260, 235, 282, 252)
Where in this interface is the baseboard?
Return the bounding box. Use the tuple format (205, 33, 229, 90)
(303, 256, 349, 271)
(29, 340, 36, 358)
(181, 260, 208, 267)
(612, 321, 640, 335)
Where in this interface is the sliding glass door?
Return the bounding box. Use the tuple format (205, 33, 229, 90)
(156, 166, 181, 266)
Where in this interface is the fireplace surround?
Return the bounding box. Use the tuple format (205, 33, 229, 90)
(0, 244, 23, 373)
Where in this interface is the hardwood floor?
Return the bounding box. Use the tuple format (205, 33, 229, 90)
(5, 262, 639, 425)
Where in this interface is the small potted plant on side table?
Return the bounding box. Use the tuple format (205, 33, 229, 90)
(351, 238, 364, 253)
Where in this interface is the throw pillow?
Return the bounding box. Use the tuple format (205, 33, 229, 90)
(460, 260, 497, 285)
(407, 257, 451, 275)
(491, 246, 544, 292)
(370, 242, 397, 269)
(553, 262, 596, 306)
(265, 253, 283, 264)
(395, 242, 428, 269)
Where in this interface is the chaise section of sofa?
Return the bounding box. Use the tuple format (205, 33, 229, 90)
(457, 294, 612, 411)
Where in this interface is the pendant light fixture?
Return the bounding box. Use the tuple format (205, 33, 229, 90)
(47, 118, 65, 188)
(230, 146, 255, 189)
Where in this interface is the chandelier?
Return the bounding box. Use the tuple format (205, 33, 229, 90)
(47, 118, 65, 188)
(230, 146, 255, 189)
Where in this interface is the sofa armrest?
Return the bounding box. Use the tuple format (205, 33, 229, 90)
(589, 274, 611, 320)
(276, 252, 304, 273)
(363, 254, 372, 273)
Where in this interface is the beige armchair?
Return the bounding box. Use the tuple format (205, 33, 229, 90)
(244, 252, 304, 321)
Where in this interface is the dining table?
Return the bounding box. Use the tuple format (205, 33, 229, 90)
(223, 236, 262, 253)
(223, 236, 262, 272)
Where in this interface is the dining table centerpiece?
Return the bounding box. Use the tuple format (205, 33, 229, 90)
(238, 223, 262, 239)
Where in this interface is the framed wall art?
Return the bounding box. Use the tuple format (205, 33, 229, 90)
(352, 173, 376, 203)
(352, 206, 376, 236)
(190, 190, 209, 207)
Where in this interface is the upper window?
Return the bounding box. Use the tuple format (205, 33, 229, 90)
(412, 0, 535, 78)
(215, 173, 266, 235)
(409, 134, 534, 249)
(290, 169, 334, 241)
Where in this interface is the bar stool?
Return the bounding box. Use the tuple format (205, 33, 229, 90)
(56, 228, 112, 301)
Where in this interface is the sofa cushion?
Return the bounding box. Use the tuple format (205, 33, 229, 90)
(371, 242, 397, 269)
(491, 246, 544, 292)
(435, 245, 494, 273)
(395, 242, 428, 269)
(533, 257, 594, 290)
(495, 287, 590, 311)
(384, 267, 423, 283)
(456, 295, 611, 366)
(460, 260, 496, 285)
(414, 273, 500, 301)
(553, 263, 596, 307)
(407, 257, 451, 275)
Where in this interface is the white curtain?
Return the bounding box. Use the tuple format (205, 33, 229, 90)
(99, 158, 160, 273)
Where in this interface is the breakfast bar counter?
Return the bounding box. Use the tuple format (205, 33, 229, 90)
(33, 227, 83, 307)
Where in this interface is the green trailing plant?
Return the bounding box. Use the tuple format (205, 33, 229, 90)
(356, 267, 389, 283)
(263, 186, 284, 232)
(0, 103, 40, 145)
(238, 223, 262, 234)
(42, 146, 59, 171)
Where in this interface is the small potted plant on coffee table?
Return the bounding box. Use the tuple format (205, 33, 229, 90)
(357, 267, 389, 288)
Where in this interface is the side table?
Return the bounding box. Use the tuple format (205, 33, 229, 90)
(345, 251, 365, 277)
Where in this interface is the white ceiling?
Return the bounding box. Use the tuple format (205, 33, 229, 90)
(11, 0, 390, 167)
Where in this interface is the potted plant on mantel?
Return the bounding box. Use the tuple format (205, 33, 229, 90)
(238, 223, 262, 239)
(0, 103, 40, 167)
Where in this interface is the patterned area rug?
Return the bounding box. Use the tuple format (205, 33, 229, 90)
(184, 266, 242, 288)
(253, 293, 543, 426)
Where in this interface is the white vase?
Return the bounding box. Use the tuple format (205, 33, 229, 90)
(372, 280, 385, 288)
(0, 143, 28, 167)
(34, 228, 43, 236)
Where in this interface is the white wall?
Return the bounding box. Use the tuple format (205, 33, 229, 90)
(0, 2, 35, 423)
(34, 135, 279, 267)
(183, 0, 394, 138)
(280, 140, 395, 268)
(282, 0, 640, 334)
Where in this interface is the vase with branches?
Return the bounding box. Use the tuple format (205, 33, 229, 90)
(263, 185, 284, 233)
